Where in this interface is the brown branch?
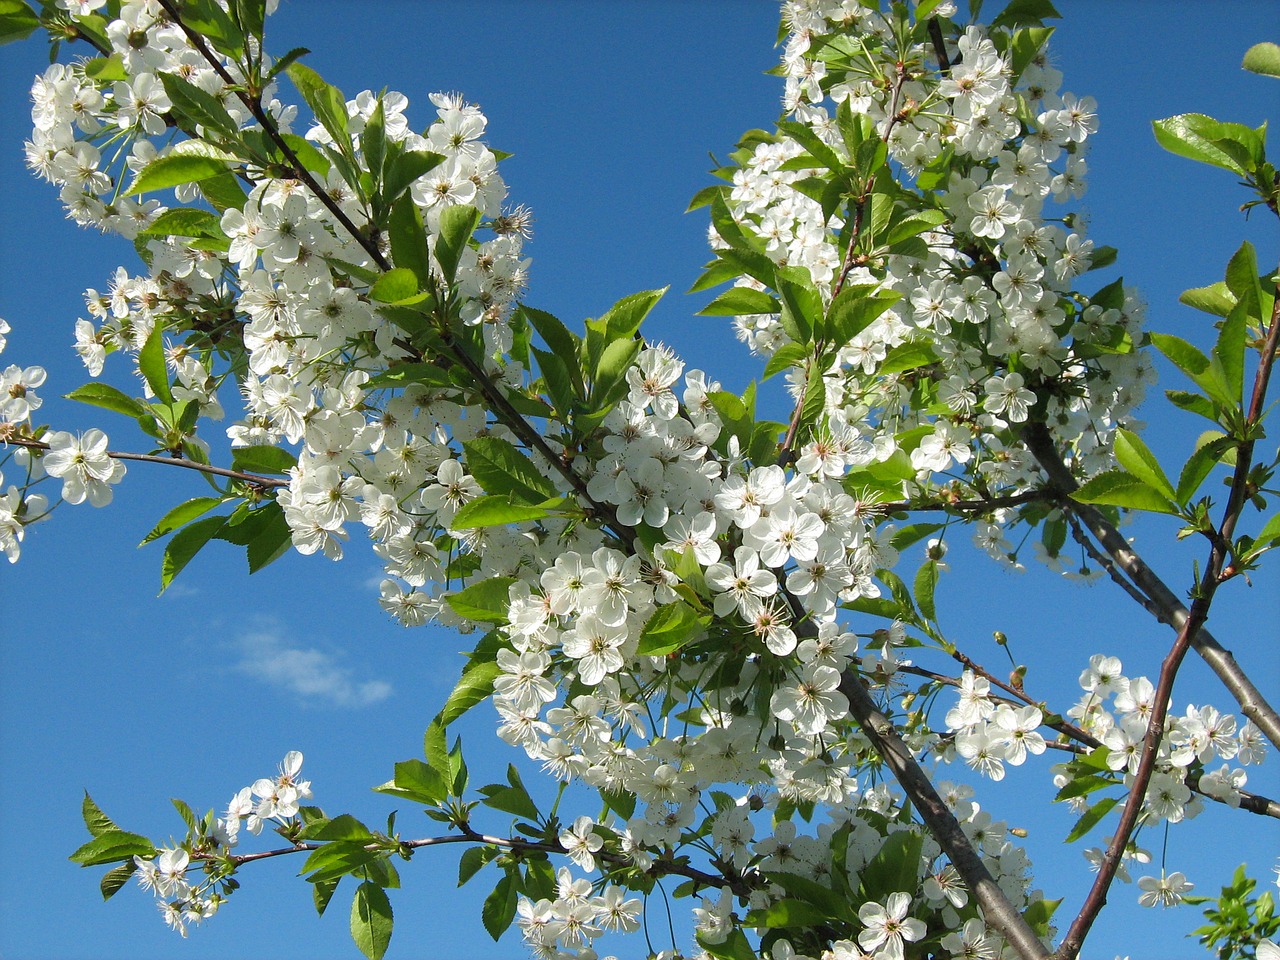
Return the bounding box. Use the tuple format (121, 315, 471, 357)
(3, 434, 287, 489)
(207, 827, 744, 895)
(875, 488, 1050, 515)
(1022, 421, 1280, 749)
(1053, 281, 1280, 960)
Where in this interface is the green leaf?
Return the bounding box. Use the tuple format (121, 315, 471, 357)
(698, 287, 780, 317)
(1243, 41, 1280, 79)
(745, 897, 831, 929)
(0, 1, 39, 45)
(373, 759, 446, 806)
(301, 842, 379, 884)
(857, 828, 924, 902)
(369, 268, 422, 305)
(444, 577, 515, 624)
(439, 661, 502, 726)
(774, 264, 822, 345)
(482, 872, 519, 941)
(1152, 114, 1255, 176)
(826, 286, 900, 344)
(436, 204, 481, 284)
(350, 881, 394, 960)
(126, 154, 232, 197)
(177, 0, 243, 58)
(1022, 897, 1062, 938)
(450, 494, 566, 530)
(159, 71, 238, 139)
(82, 793, 119, 838)
(65, 382, 147, 419)
(464, 437, 557, 504)
(1256, 511, 1280, 549)
(991, 0, 1061, 28)
(1113, 429, 1175, 500)
(313, 878, 341, 916)
(160, 514, 228, 593)
(423, 719, 450, 785)
(139, 207, 227, 240)
(231, 445, 297, 476)
(99, 860, 137, 902)
(709, 193, 775, 285)
(389, 194, 432, 288)
(458, 845, 500, 886)
(637, 601, 704, 656)
(698, 929, 758, 960)
(1065, 796, 1119, 843)
(1176, 434, 1234, 506)
(1071, 470, 1178, 516)
(69, 830, 156, 867)
(879, 341, 937, 374)
(286, 62, 352, 157)
(1053, 773, 1115, 803)
(760, 871, 854, 922)
(382, 149, 445, 205)
(138, 320, 174, 406)
(763, 342, 810, 381)
(1150, 333, 1234, 408)
(598, 288, 666, 340)
(309, 815, 375, 842)
(1009, 26, 1054, 80)
(479, 782, 540, 821)
(246, 503, 293, 573)
(914, 559, 940, 622)
(1179, 281, 1236, 319)
(141, 497, 225, 546)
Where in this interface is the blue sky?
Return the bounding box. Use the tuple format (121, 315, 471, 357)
(1, 3, 1277, 959)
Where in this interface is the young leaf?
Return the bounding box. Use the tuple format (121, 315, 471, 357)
(449, 495, 564, 530)
(1065, 796, 1119, 843)
(1152, 114, 1251, 176)
(698, 286, 780, 317)
(439, 661, 502, 726)
(463, 436, 557, 504)
(69, 830, 156, 867)
(1070, 471, 1179, 516)
(914, 559, 940, 622)
(482, 871, 518, 941)
(458, 845, 500, 886)
(1243, 41, 1280, 79)
(369, 268, 421, 304)
(126, 155, 232, 197)
(350, 882, 394, 960)
(286, 62, 352, 156)
(1113, 429, 1175, 501)
(140, 497, 225, 546)
(636, 601, 703, 656)
(435, 204, 481, 284)
(99, 860, 137, 902)
(231, 445, 297, 476)
(82, 793, 119, 838)
(597, 287, 666, 339)
(139, 320, 174, 406)
(0, 1, 39, 45)
(160, 514, 228, 593)
(65, 383, 147, 419)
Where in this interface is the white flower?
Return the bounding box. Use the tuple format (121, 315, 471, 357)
(857, 892, 925, 960)
(1137, 871, 1192, 907)
(42, 428, 126, 506)
(559, 816, 604, 872)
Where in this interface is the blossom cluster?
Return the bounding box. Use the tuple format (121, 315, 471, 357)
(131, 750, 311, 937)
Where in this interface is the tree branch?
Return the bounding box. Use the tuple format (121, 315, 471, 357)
(1021, 421, 1280, 749)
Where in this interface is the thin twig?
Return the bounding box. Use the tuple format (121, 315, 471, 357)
(3, 434, 287, 489)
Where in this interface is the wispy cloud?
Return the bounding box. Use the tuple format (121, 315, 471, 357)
(233, 628, 392, 708)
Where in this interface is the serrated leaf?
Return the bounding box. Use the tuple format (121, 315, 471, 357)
(99, 860, 137, 901)
(482, 872, 518, 941)
(69, 830, 156, 867)
(382, 149, 444, 205)
(443, 577, 514, 624)
(1065, 796, 1119, 843)
(746, 897, 831, 929)
(302, 842, 379, 884)
(449, 494, 564, 530)
(313, 814, 376, 842)
(286, 62, 351, 157)
(159, 70, 238, 139)
(636, 601, 703, 656)
(436, 204, 481, 284)
(1153, 113, 1251, 176)
(463, 436, 556, 504)
(1176, 433, 1234, 506)
(879, 341, 937, 374)
(139, 320, 173, 406)
(139, 208, 227, 240)
(231, 445, 297, 476)
(160, 514, 227, 593)
(141, 497, 225, 546)
(479, 783, 539, 821)
(423, 719, 450, 785)
(1053, 773, 1115, 802)
(1113, 429, 1175, 500)
(761, 871, 854, 922)
(774, 263, 822, 345)
(458, 845, 500, 886)
(698, 286, 780, 317)
(1243, 41, 1280, 78)
(246, 504, 293, 573)
(1179, 281, 1236, 318)
(126, 154, 232, 197)
(65, 382, 148, 419)
(599, 288, 666, 340)
(439, 661, 502, 726)
(914, 559, 940, 622)
(0, 1, 39, 45)
(393, 759, 447, 805)
(369, 268, 421, 304)
(82, 793, 119, 838)
(350, 881, 393, 960)
(1071, 470, 1178, 516)
(313, 878, 340, 915)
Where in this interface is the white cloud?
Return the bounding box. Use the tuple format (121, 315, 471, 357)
(233, 628, 392, 708)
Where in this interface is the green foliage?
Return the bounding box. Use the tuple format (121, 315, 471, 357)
(1188, 865, 1280, 960)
